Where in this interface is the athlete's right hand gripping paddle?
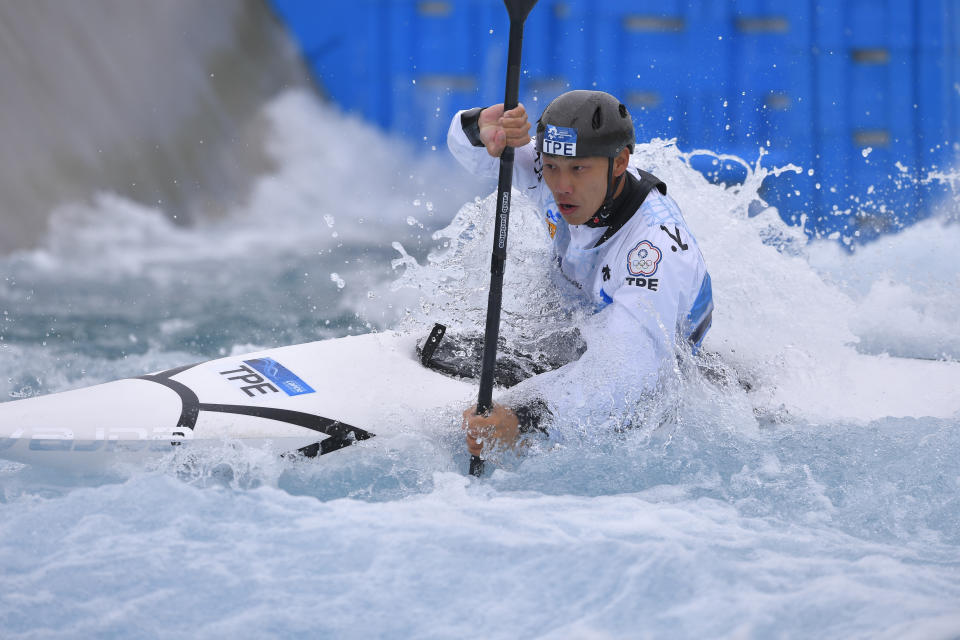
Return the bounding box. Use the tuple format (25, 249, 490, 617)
(472, 0, 538, 478)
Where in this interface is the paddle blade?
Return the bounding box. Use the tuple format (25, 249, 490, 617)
(504, 0, 537, 23)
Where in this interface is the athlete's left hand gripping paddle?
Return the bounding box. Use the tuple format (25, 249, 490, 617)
(472, 0, 538, 478)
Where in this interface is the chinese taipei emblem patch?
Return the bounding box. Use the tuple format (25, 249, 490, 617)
(542, 125, 578, 156)
(627, 240, 662, 277)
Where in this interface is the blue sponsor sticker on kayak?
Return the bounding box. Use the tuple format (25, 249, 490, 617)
(243, 358, 315, 396)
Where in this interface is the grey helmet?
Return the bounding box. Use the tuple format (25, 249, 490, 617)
(535, 90, 635, 158)
(536, 90, 636, 222)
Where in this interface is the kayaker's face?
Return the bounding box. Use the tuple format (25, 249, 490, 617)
(542, 148, 629, 226)
(541, 154, 609, 226)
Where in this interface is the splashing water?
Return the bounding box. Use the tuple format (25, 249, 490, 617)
(0, 89, 958, 638)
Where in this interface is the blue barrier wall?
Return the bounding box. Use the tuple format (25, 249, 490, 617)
(270, 0, 960, 241)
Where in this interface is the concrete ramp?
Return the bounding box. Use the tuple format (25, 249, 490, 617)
(0, 0, 311, 253)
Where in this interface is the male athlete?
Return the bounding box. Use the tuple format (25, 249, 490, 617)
(447, 90, 713, 459)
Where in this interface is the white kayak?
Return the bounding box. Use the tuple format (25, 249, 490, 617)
(0, 331, 475, 472)
(1, 327, 958, 472)
(748, 349, 960, 425)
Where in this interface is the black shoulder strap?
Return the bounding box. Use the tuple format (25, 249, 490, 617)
(593, 169, 667, 247)
(638, 169, 667, 197)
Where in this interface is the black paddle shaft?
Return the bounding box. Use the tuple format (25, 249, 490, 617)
(471, 0, 538, 478)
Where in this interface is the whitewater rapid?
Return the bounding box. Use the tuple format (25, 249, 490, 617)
(1, 89, 958, 638)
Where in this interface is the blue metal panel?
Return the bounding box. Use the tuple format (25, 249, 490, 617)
(687, 0, 735, 152)
(269, 0, 960, 242)
(516, 0, 583, 111)
(271, 0, 387, 124)
(915, 0, 960, 219)
(680, 0, 730, 153)
(391, 1, 498, 144)
(588, 0, 692, 144)
(723, 1, 818, 212)
(810, 1, 924, 238)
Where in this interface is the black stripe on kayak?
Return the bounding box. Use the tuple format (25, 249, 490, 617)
(137, 369, 374, 457)
(152, 362, 203, 379)
(197, 403, 372, 443)
(138, 372, 201, 431)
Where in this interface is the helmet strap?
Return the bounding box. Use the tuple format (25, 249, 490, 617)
(594, 157, 624, 222)
(585, 158, 627, 227)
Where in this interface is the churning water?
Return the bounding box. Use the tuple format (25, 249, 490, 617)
(1, 89, 959, 639)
